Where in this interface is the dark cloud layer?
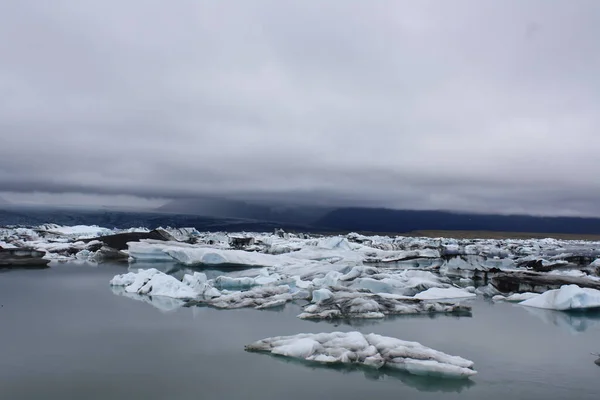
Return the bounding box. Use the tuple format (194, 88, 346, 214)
(1, 1, 600, 215)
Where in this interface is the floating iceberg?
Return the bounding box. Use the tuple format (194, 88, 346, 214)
(245, 332, 476, 379)
(110, 268, 198, 299)
(187, 285, 300, 310)
(413, 287, 476, 300)
(111, 268, 305, 311)
(181, 272, 221, 298)
(44, 224, 114, 239)
(349, 270, 449, 296)
(520, 284, 600, 311)
(298, 290, 471, 320)
(492, 292, 539, 302)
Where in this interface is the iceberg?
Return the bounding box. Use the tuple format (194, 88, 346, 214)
(413, 287, 476, 300)
(350, 270, 449, 296)
(110, 268, 198, 299)
(245, 332, 476, 379)
(188, 286, 295, 310)
(311, 288, 333, 303)
(181, 272, 221, 298)
(492, 292, 539, 302)
(111, 268, 306, 311)
(45, 224, 114, 239)
(298, 290, 471, 320)
(520, 284, 600, 311)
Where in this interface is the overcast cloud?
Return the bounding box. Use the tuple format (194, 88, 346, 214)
(1, 0, 600, 215)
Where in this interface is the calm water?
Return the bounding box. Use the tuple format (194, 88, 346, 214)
(1, 263, 599, 399)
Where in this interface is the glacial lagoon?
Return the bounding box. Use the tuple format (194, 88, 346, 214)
(1, 263, 599, 399)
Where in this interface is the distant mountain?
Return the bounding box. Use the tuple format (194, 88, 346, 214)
(6, 201, 600, 236)
(0, 208, 326, 232)
(315, 208, 600, 235)
(156, 197, 331, 225)
(0, 196, 10, 206)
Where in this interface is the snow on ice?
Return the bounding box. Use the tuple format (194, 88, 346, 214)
(245, 332, 477, 379)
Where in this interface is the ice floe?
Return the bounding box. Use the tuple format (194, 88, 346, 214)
(519, 284, 600, 311)
(492, 292, 539, 302)
(110, 268, 199, 299)
(299, 290, 471, 320)
(245, 332, 476, 379)
(413, 287, 477, 300)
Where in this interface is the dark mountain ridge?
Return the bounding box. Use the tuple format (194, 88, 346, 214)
(316, 207, 600, 235)
(156, 197, 331, 225)
(3, 203, 600, 236)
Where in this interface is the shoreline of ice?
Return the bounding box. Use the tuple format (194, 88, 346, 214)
(5, 224, 600, 315)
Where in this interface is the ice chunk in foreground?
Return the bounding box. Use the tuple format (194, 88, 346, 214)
(520, 284, 600, 311)
(245, 332, 476, 379)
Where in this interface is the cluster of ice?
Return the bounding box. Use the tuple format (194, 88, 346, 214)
(0, 225, 205, 263)
(5, 224, 600, 316)
(109, 263, 474, 316)
(245, 332, 477, 379)
(4, 224, 600, 274)
(11, 224, 600, 383)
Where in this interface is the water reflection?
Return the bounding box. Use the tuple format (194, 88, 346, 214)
(125, 262, 256, 281)
(522, 306, 600, 334)
(110, 286, 185, 312)
(266, 356, 476, 393)
(303, 311, 472, 328)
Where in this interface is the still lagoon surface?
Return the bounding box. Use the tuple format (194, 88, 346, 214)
(1, 263, 599, 399)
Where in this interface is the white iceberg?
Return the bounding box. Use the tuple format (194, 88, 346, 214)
(181, 272, 221, 298)
(520, 284, 600, 311)
(245, 332, 476, 379)
(311, 288, 333, 303)
(110, 268, 198, 299)
(413, 287, 476, 301)
(492, 292, 539, 302)
(350, 270, 449, 296)
(45, 224, 114, 239)
(110, 268, 305, 310)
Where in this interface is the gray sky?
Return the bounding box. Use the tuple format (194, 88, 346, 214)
(1, 0, 600, 215)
